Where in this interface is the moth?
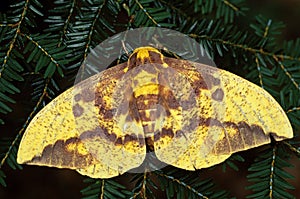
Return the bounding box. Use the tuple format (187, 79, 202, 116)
(17, 46, 293, 178)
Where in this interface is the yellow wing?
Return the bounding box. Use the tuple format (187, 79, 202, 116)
(17, 46, 293, 177)
(153, 56, 293, 170)
(17, 62, 146, 178)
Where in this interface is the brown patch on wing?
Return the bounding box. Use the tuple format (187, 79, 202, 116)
(123, 133, 145, 146)
(99, 107, 114, 119)
(115, 137, 123, 145)
(203, 118, 270, 154)
(81, 88, 94, 102)
(211, 88, 224, 101)
(29, 138, 94, 168)
(73, 104, 84, 117)
(248, 124, 266, 145)
(74, 93, 81, 102)
(154, 128, 175, 141)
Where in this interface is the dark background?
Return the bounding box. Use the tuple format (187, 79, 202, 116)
(0, 0, 300, 198)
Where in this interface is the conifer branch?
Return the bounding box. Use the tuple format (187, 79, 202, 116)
(157, 0, 187, 18)
(287, 107, 300, 113)
(190, 34, 300, 61)
(284, 142, 300, 156)
(22, 33, 61, 68)
(155, 171, 208, 198)
(83, 0, 107, 61)
(268, 147, 276, 198)
(0, 0, 29, 77)
(100, 179, 105, 199)
(255, 55, 264, 88)
(58, 0, 77, 47)
(131, 172, 148, 199)
(0, 23, 18, 27)
(272, 55, 300, 90)
(134, 0, 160, 26)
(222, 0, 239, 12)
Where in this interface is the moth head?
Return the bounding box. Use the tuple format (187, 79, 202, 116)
(125, 46, 167, 72)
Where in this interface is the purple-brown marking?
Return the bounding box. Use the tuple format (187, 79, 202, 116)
(74, 93, 81, 102)
(212, 77, 221, 85)
(29, 137, 94, 168)
(81, 88, 94, 102)
(211, 88, 224, 101)
(73, 104, 84, 117)
(161, 128, 174, 138)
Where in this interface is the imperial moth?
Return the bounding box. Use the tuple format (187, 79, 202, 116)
(17, 46, 293, 178)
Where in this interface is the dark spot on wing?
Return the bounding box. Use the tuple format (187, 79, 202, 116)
(73, 104, 84, 117)
(81, 88, 94, 102)
(211, 88, 224, 101)
(74, 94, 81, 102)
